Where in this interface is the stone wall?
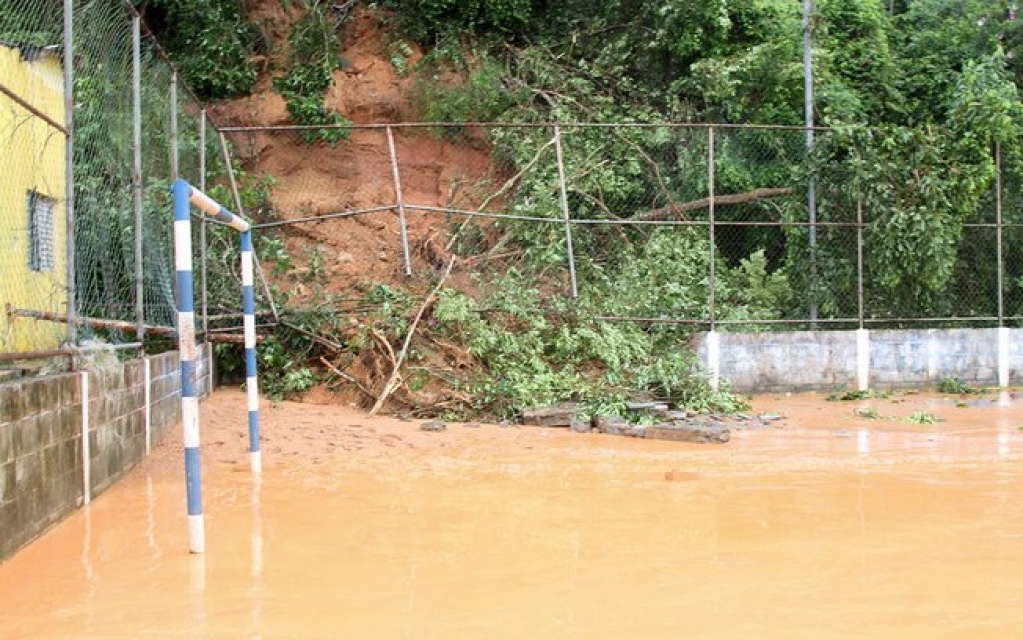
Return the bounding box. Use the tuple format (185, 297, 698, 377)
(0, 345, 211, 561)
(696, 328, 1023, 393)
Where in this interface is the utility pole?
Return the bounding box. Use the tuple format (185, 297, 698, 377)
(803, 0, 818, 324)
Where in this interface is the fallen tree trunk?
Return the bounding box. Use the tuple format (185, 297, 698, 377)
(636, 187, 793, 221)
(369, 256, 456, 416)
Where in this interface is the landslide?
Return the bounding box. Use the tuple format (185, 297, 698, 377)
(206, 4, 507, 414)
(210, 5, 494, 300)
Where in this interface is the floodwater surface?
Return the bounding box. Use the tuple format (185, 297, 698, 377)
(1, 389, 1022, 638)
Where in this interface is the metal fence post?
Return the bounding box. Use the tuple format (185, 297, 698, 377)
(804, 0, 819, 324)
(855, 150, 869, 391)
(200, 110, 208, 336)
(133, 14, 145, 346)
(219, 131, 281, 324)
(707, 126, 720, 391)
(553, 125, 579, 298)
(996, 142, 1005, 327)
(63, 0, 76, 348)
(708, 126, 716, 331)
(385, 125, 412, 276)
(856, 151, 865, 330)
(996, 142, 1009, 387)
(170, 71, 179, 180)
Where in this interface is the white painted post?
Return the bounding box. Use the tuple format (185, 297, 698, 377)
(998, 326, 1010, 388)
(241, 233, 262, 474)
(706, 331, 721, 391)
(856, 328, 870, 391)
(144, 357, 152, 454)
(80, 371, 90, 505)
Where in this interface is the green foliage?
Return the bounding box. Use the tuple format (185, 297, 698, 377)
(904, 410, 940, 425)
(815, 0, 900, 124)
(432, 272, 748, 420)
(387, 38, 415, 76)
(412, 57, 524, 123)
(0, 0, 63, 46)
(937, 377, 982, 395)
(893, 0, 1016, 125)
(138, 0, 259, 99)
(854, 406, 882, 419)
(827, 387, 890, 401)
(381, 0, 534, 43)
(797, 109, 1007, 319)
(273, 0, 351, 144)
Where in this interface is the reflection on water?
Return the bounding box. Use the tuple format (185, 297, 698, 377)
(1, 392, 1023, 639)
(857, 428, 870, 454)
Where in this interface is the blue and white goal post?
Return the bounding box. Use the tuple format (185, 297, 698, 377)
(171, 178, 262, 554)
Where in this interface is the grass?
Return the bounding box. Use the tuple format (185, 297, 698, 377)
(904, 410, 940, 425)
(827, 387, 891, 402)
(937, 377, 983, 395)
(854, 406, 882, 420)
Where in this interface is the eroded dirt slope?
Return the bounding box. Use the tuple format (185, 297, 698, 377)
(209, 6, 498, 294)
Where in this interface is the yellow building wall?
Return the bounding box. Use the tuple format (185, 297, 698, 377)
(0, 43, 68, 354)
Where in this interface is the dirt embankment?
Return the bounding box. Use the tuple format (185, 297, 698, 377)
(208, 6, 498, 297)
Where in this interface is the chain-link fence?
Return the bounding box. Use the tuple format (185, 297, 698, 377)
(4, 0, 1022, 363)
(1, 0, 275, 362)
(221, 122, 1023, 332)
(0, 0, 69, 355)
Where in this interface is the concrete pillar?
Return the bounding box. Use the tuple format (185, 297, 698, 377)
(707, 330, 720, 391)
(856, 328, 870, 391)
(80, 371, 90, 505)
(998, 326, 1010, 388)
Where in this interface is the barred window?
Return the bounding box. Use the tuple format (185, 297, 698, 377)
(27, 190, 56, 272)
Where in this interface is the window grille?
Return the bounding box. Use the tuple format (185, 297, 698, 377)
(27, 189, 56, 272)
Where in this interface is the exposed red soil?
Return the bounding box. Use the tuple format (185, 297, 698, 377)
(208, 6, 499, 295)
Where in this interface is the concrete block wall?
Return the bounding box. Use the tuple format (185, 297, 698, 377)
(695, 330, 859, 393)
(0, 375, 82, 560)
(698, 328, 1023, 393)
(0, 344, 211, 561)
(869, 329, 1001, 387)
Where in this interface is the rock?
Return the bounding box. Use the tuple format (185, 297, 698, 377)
(621, 425, 647, 438)
(420, 420, 446, 432)
(758, 412, 784, 423)
(570, 418, 592, 433)
(594, 415, 630, 435)
(662, 410, 690, 421)
(520, 403, 583, 427)
(645, 421, 731, 444)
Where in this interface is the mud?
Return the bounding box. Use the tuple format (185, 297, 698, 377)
(1, 389, 1022, 638)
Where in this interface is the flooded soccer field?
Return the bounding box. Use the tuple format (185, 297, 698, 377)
(1, 389, 1022, 639)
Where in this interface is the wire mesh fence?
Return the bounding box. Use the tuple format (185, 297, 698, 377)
(3, 0, 1023, 363)
(0, 0, 277, 361)
(0, 0, 69, 355)
(223, 121, 1023, 333)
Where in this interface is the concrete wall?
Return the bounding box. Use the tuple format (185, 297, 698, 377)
(696, 328, 1023, 393)
(0, 345, 211, 561)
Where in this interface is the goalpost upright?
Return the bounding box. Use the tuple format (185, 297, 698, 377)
(171, 178, 262, 554)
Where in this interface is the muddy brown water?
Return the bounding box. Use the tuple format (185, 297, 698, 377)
(2, 389, 1022, 638)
